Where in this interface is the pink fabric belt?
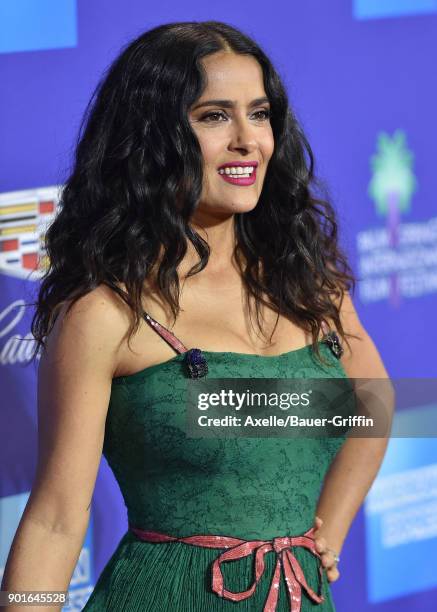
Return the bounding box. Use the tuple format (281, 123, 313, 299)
(128, 523, 325, 611)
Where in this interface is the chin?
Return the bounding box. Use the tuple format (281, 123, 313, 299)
(222, 194, 260, 209)
(210, 201, 256, 215)
(198, 197, 259, 216)
(232, 200, 259, 212)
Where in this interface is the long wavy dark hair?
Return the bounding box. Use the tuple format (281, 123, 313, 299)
(30, 20, 356, 363)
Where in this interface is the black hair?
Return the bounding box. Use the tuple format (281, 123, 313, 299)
(30, 20, 355, 362)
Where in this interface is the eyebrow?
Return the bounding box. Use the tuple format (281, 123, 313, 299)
(191, 96, 270, 111)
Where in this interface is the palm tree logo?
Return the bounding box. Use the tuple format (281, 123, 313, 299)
(368, 130, 417, 306)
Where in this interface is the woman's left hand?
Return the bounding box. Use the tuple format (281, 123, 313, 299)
(313, 516, 341, 583)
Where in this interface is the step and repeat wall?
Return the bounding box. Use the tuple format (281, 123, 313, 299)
(1, 1, 436, 610)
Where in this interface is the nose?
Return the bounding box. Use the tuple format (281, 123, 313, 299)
(227, 116, 258, 154)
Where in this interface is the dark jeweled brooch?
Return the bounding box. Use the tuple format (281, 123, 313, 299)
(184, 348, 209, 379)
(323, 330, 344, 359)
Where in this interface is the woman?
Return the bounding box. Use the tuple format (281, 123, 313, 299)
(1, 21, 392, 611)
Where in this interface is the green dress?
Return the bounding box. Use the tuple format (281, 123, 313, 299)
(83, 313, 348, 611)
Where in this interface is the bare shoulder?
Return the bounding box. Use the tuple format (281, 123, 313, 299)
(42, 284, 132, 378)
(335, 290, 389, 379)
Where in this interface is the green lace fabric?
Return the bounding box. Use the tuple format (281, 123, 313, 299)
(83, 343, 348, 611)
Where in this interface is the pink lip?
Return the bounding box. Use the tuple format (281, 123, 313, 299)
(218, 166, 257, 186)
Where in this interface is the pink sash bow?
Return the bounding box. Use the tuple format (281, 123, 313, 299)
(128, 524, 325, 611)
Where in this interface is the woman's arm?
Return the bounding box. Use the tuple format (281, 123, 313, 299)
(313, 291, 395, 583)
(0, 286, 129, 611)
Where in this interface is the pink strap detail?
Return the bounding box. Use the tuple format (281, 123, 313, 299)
(129, 525, 324, 611)
(142, 311, 188, 354)
(321, 320, 330, 336)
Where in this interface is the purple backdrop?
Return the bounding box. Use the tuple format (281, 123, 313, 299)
(1, 1, 436, 610)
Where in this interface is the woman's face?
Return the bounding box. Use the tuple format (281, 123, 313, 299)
(188, 52, 274, 217)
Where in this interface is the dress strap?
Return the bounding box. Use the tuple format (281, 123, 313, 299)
(142, 311, 188, 355)
(321, 320, 344, 359)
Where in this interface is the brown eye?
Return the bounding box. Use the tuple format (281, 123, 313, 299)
(253, 109, 271, 120)
(201, 111, 228, 122)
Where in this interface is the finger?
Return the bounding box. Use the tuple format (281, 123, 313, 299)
(320, 550, 337, 569)
(326, 566, 340, 583)
(314, 516, 323, 529)
(315, 536, 327, 553)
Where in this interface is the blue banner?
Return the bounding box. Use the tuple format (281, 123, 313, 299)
(0, 0, 77, 54)
(354, 0, 437, 20)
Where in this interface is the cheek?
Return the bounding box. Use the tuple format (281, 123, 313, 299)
(261, 128, 275, 159)
(197, 132, 224, 165)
